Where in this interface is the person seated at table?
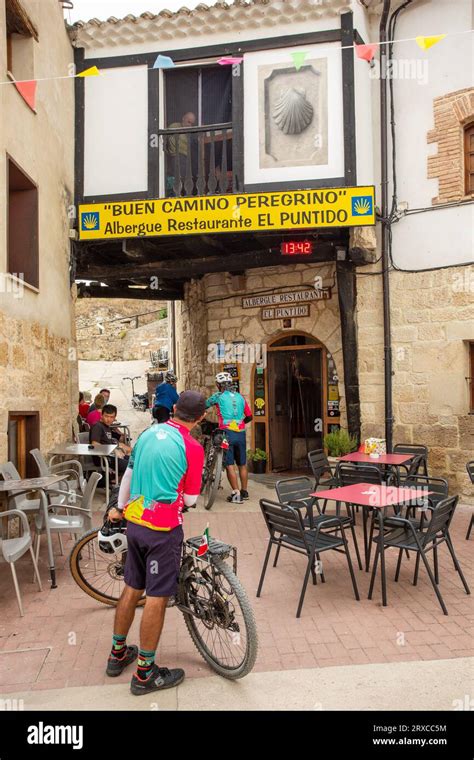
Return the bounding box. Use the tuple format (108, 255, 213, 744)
(90, 404, 131, 478)
(87, 393, 105, 427)
(88, 389, 111, 414)
(78, 392, 90, 420)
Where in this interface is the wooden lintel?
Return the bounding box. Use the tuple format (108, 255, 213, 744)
(78, 245, 337, 281)
(77, 285, 183, 300)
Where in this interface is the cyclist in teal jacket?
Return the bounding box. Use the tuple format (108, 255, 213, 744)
(206, 372, 253, 504)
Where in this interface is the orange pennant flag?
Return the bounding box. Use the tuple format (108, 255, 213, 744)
(77, 66, 100, 78)
(415, 34, 446, 50)
(355, 43, 377, 62)
(14, 80, 37, 110)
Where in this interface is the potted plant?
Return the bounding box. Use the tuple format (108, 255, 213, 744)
(247, 448, 267, 474)
(323, 429, 358, 466)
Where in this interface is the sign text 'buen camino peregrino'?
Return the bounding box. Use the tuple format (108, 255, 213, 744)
(79, 187, 376, 240)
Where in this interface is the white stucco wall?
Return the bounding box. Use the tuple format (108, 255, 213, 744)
(84, 65, 148, 197)
(368, 0, 474, 270)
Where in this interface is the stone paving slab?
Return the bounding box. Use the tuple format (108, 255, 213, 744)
(3, 658, 473, 712)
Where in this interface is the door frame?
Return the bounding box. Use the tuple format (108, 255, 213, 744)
(251, 330, 328, 471)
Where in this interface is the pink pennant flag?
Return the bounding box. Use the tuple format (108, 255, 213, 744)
(218, 56, 243, 66)
(355, 43, 377, 62)
(14, 80, 37, 110)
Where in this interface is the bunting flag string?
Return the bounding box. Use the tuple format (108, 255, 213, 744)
(0, 28, 471, 88)
(77, 66, 100, 78)
(14, 80, 37, 110)
(291, 51, 309, 71)
(415, 34, 447, 50)
(153, 54, 175, 69)
(355, 43, 378, 62)
(218, 56, 243, 65)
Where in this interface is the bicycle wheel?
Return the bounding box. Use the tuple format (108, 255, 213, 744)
(179, 557, 258, 679)
(203, 448, 223, 510)
(69, 529, 145, 607)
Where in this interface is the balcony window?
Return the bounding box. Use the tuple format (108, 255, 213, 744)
(162, 65, 233, 197)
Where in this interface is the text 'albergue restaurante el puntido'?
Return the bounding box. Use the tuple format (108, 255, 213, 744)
(102, 189, 351, 236)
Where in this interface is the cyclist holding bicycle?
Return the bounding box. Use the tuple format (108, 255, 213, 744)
(206, 372, 253, 504)
(106, 390, 206, 695)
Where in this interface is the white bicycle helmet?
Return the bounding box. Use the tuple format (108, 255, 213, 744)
(215, 371, 233, 385)
(97, 526, 128, 554)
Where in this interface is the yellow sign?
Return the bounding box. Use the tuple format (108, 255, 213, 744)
(79, 186, 376, 241)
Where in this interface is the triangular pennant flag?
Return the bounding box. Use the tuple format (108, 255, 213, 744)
(77, 66, 100, 78)
(415, 34, 446, 50)
(197, 525, 210, 557)
(14, 80, 37, 110)
(291, 51, 308, 71)
(355, 43, 377, 62)
(218, 56, 243, 66)
(153, 55, 175, 69)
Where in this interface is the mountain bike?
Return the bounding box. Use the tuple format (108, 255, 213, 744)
(69, 517, 258, 679)
(200, 420, 228, 510)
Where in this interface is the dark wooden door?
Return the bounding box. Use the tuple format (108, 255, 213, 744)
(268, 351, 292, 470)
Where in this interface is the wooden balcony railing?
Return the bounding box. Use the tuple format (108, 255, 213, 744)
(160, 122, 233, 197)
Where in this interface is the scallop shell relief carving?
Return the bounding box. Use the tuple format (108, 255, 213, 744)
(272, 88, 314, 135)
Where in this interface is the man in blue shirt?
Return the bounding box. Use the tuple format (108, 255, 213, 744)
(153, 370, 179, 423)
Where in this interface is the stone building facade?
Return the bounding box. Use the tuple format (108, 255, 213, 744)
(0, 1, 76, 473)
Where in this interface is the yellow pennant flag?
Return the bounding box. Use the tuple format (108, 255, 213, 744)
(77, 66, 100, 78)
(415, 34, 446, 50)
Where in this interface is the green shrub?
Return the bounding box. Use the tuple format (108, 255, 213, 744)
(323, 429, 358, 457)
(246, 448, 267, 462)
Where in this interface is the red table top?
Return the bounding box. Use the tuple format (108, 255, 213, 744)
(311, 483, 433, 508)
(338, 452, 413, 465)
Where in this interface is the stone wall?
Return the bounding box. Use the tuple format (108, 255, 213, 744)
(75, 298, 168, 361)
(357, 264, 474, 503)
(175, 279, 208, 394)
(0, 1, 76, 464)
(0, 311, 73, 459)
(175, 262, 347, 442)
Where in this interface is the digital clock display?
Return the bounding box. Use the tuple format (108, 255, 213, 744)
(281, 240, 313, 255)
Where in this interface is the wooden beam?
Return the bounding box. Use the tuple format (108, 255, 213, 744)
(78, 245, 337, 281)
(77, 284, 183, 300)
(336, 261, 361, 443)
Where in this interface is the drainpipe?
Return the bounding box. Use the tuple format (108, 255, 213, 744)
(380, 0, 394, 451)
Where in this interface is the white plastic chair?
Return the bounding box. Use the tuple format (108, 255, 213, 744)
(33, 472, 101, 567)
(1, 509, 42, 616)
(30, 448, 86, 494)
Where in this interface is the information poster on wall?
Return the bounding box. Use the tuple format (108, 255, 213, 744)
(254, 370, 266, 417)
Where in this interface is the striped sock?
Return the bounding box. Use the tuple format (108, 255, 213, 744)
(136, 649, 156, 681)
(110, 634, 127, 660)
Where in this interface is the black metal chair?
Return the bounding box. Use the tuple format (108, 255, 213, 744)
(393, 474, 448, 527)
(257, 498, 360, 618)
(275, 476, 362, 570)
(307, 449, 338, 513)
(393, 443, 428, 476)
(335, 463, 386, 570)
(368, 495, 470, 615)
